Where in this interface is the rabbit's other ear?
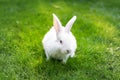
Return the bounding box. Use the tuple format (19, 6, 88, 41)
(65, 16, 76, 33)
(53, 13, 62, 33)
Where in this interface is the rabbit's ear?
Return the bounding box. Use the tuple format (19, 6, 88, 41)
(53, 13, 62, 33)
(65, 16, 76, 33)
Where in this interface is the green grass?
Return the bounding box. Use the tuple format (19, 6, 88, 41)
(0, 0, 120, 80)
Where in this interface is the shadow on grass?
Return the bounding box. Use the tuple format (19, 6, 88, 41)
(34, 49, 110, 80)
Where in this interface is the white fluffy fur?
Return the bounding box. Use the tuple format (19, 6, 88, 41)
(42, 14, 77, 63)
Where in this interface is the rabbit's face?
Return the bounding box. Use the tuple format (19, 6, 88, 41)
(57, 32, 73, 54)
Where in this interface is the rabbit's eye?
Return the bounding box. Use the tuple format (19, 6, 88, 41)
(59, 40, 62, 44)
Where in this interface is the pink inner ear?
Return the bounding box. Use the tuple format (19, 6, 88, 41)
(53, 19, 59, 32)
(53, 14, 62, 33)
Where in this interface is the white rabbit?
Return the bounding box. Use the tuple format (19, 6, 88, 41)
(42, 14, 77, 63)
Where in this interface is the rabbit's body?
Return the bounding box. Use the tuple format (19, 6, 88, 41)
(42, 14, 77, 63)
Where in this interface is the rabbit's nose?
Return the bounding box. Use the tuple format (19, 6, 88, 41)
(66, 50, 71, 53)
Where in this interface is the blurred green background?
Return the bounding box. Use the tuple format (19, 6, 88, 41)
(0, 0, 120, 80)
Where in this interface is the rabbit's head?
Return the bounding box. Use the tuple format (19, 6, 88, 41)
(53, 14, 77, 54)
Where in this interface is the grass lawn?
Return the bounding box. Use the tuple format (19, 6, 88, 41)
(0, 0, 120, 80)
